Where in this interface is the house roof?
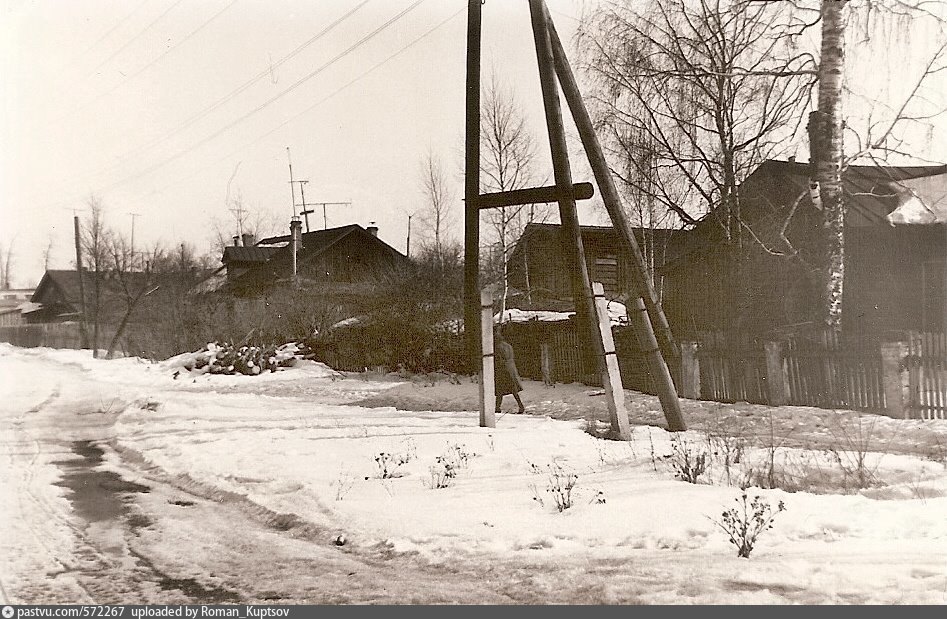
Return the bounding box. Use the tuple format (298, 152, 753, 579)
(221, 245, 282, 264)
(734, 159, 947, 226)
(222, 224, 407, 291)
(32, 269, 89, 306)
(512, 222, 690, 258)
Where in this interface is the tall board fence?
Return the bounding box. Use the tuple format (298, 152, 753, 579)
(503, 319, 945, 420)
(0, 322, 122, 354)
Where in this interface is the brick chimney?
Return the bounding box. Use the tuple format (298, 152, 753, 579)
(367, 221, 378, 237)
(232, 235, 241, 247)
(242, 233, 255, 247)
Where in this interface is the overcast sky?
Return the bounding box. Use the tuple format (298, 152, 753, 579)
(1, 0, 945, 288)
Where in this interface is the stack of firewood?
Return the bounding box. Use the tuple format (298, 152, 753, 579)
(178, 342, 303, 376)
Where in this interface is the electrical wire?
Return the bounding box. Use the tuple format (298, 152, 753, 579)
(144, 5, 465, 199)
(60, 0, 428, 203)
(85, 0, 189, 80)
(35, 0, 374, 207)
(73, 0, 241, 115)
(55, 0, 152, 79)
(119, 0, 373, 163)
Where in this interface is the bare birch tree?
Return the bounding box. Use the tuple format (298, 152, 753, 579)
(578, 0, 817, 244)
(479, 72, 545, 312)
(81, 196, 110, 357)
(809, 0, 947, 329)
(417, 150, 455, 264)
(0, 239, 14, 289)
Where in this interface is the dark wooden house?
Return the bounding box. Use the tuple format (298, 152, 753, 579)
(26, 270, 97, 323)
(660, 159, 947, 337)
(220, 224, 409, 296)
(506, 222, 689, 310)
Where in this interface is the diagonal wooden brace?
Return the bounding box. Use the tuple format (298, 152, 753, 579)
(478, 182, 594, 210)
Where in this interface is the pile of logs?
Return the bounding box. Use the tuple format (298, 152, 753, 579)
(178, 342, 303, 376)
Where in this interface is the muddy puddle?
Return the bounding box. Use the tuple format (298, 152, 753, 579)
(54, 440, 150, 522)
(53, 440, 242, 603)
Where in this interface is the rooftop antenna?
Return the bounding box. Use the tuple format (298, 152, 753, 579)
(287, 147, 298, 218)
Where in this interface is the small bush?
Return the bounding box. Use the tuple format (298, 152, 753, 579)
(427, 457, 457, 489)
(374, 452, 410, 479)
(331, 466, 356, 501)
(712, 492, 786, 558)
(827, 414, 880, 490)
(670, 436, 710, 484)
(425, 442, 473, 490)
(546, 462, 579, 512)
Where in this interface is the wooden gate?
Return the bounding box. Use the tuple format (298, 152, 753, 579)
(906, 331, 947, 420)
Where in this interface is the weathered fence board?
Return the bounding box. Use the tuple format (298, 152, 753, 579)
(907, 331, 947, 420)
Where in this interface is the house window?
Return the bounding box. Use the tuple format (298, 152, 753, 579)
(591, 255, 619, 295)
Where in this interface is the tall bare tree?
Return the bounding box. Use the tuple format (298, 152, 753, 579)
(579, 0, 817, 244)
(479, 72, 546, 312)
(0, 238, 14, 289)
(81, 196, 110, 357)
(417, 150, 455, 264)
(808, 0, 947, 329)
(103, 232, 164, 359)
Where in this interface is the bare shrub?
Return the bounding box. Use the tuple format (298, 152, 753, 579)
(546, 462, 579, 512)
(827, 413, 881, 490)
(670, 436, 710, 484)
(712, 492, 786, 558)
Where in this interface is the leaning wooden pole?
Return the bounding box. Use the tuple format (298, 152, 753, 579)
(463, 0, 483, 372)
(529, 0, 620, 430)
(545, 11, 678, 362)
(543, 4, 686, 432)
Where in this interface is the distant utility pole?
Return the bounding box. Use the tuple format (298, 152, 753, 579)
(128, 212, 140, 269)
(406, 214, 412, 257)
(73, 213, 89, 348)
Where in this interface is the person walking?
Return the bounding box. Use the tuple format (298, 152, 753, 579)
(494, 326, 525, 414)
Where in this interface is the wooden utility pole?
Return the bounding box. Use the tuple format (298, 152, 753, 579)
(406, 214, 412, 257)
(73, 214, 89, 348)
(528, 0, 602, 383)
(546, 17, 678, 362)
(464, 0, 483, 372)
(543, 6, 685, 431)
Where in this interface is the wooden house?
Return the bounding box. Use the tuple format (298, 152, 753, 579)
(505, 222, 688, 310)
(220, 223, 409, 296)
(659, 159, 947, 337)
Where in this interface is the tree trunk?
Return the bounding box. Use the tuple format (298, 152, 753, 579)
(810, 0, 847, 331)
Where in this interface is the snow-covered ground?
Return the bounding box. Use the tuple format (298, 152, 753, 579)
(2, 343, 947, 604)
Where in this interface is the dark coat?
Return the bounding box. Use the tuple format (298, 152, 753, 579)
(494, 339, 523, 396)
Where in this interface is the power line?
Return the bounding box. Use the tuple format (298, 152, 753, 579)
(117, 0, 373, 164)
(34, 0, 373, 207)
(144, 5, 465, 200)
(81, 0, 428, 198)
(71, 0, 240, 116)
(55, 0, 152, 79)
(85, 0, 189, 81)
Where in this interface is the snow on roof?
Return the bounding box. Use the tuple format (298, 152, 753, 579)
(495, 301, 629, 326)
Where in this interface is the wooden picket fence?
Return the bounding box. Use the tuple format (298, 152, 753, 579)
(906, 331, 947, 419)
(696, 332, 768, 404)
(783, 330, 885, 412)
